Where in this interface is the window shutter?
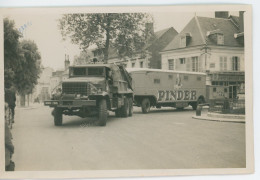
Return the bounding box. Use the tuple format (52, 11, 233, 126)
(186, 58, 190, 71)
(230, 57, 233, 71)
(198, 56, 202, 72)
(220, 56, 223, 71)
(224, 57, 227, 71)
(238, 57, 240, 71)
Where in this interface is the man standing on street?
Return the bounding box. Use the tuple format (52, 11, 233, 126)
(5, 86, 16, 123)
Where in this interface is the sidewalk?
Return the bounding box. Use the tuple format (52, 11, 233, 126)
(192, 111, 245, 123)
(16, 103, 44, 110)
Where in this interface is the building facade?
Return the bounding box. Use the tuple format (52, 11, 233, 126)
(92, 25, 178, 69)
(160, 12, 245, 98)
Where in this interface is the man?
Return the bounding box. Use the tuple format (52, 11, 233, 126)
(5, 120, 15, 171)
(5, 87, 16, 123)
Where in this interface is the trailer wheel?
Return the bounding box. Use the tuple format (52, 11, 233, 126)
(97, 99, 107, 126)
(141, 98, 150, 113)
(115, 110, 121, 117)
(53, 108, 63, 126)
(120, 98, 129, 117)
(128, 97, 133, 116)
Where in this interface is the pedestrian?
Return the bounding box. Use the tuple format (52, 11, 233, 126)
(5, 86, 16, 123)
(5, 121, 15, 171)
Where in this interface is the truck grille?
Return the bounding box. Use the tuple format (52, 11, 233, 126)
(62, 82, 89, 95)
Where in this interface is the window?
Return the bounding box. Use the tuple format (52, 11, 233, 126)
(217, 34, 224, 45)
(140, 61, 143, 68)
(213, 88, 217, 92)
(73, 68, 86, 76)
(154, 79, 160, 84)
(168, 59, 174, 70)
(197, 76, 201, 81)
(232, 56, 240, 71)
(210, 63, 215, 68)
(132, 62, 135, 68)
(191, 57, 198, 72)
(224, 88, 228, 93)
(88, 67, 104, 76)
(220, 56, 227, 71)
(168, 75, 173, 79)
(180, 36, 186, 47)
(184, 76, 189, 80)
(180, 58, 185, 64)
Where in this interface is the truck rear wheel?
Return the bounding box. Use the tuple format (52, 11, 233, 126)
(53, 108, 63, 126)
(97, 99, 107, 126)
(141, 98, 150, 113)
(128, 97, 133, 117)
(120, 98, 129, 117)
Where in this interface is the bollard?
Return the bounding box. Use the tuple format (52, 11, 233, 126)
(196, 105, 202, 116)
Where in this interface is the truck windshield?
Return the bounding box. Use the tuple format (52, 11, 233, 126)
(73, 68, 86, 76)
(87, 67, 104, 76)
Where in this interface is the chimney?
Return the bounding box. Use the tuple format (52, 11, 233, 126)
(64, 54, 70, 70)
(239, 11, 244, 32)
(215, 11, 229, 19)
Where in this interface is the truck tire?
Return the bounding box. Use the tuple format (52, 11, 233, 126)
(128, 97, 133, 117)
(120, 98, 129, 117)
(97, 99, 107, 126)
(53, 108, 63, 126)
(141, 98, 150, 113)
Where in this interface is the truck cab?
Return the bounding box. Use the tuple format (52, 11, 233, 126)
(45, 64, 133, 126)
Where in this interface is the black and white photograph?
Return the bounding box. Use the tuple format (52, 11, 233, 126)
(0, 4, 254, 179)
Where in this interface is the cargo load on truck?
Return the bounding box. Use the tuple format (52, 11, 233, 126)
(44, 63, 133, 126)
(127, 68, 207, 113)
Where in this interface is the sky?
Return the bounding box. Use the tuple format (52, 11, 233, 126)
(5, 11, 239, 71)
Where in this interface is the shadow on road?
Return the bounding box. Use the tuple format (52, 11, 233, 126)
(133, 108, 195, 114)
(61, 113, 122, 128)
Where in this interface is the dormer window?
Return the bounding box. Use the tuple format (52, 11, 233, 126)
(180, 36, 186, 48)
(180, 33, 192, 48)
(217, 34, 224, 45)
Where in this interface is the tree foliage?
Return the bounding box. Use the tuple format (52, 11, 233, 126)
(59, 13, 153, 63)
(4, 18, 22, 88)
(15, 40, 42, 95)
(4, 18, 41, 97)
(73, 50, 93, 65)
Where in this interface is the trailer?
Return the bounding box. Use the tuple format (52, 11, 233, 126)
(127, 68, 207, 113)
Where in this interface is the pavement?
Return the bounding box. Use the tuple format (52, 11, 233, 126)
(11, 105, 246, 170)
(192, 109, 245, 123)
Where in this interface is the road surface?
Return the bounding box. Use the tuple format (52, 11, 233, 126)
(12, 104, 245, 170)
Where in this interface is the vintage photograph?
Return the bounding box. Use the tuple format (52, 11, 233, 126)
(0, 5, 253, 178)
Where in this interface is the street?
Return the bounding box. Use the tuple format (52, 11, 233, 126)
(12, 105, 245, 170)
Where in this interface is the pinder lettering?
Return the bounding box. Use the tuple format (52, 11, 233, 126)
(170, 91, 176, 100)
(158, 91, 165, 101)
(191, 91, 196, 100)
(184, 90, 190, 100)
(177, 91, 184, 100)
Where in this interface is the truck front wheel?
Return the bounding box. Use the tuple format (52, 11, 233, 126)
(120, 98, 129, 117)
(128, 97, 133, 117)
(53, 108, 63, 126)
(97, 99, 107, 126)
(141, 98, 150, 113)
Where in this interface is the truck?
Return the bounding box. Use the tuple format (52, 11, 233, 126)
(127, 68, 207, 113)
(44, 63, 134, 126)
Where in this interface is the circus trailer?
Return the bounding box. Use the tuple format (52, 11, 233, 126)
(127, 68, 207, 113)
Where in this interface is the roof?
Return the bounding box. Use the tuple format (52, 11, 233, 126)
(154, 27, 177, 39)
(126, 68, 206, 75)
(69, 64, 116, 68)
(162, 16, 243, 52)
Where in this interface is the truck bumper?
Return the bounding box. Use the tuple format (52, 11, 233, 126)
(44, 99, 96, 108)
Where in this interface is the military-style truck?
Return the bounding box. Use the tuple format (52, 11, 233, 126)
(44, 64, 133, 126)
(127, 68, 207, 113)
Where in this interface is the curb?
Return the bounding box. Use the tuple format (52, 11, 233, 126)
(192, 115, 245, 123)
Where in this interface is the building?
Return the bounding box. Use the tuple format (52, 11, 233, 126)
(32, 67, 54, 102)
(160, 12, 245, 98)
(93, 24, 178, 69)
(50, 55, 70, 93)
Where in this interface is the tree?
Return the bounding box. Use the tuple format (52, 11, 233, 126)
(73, 50, 93, 65)
(59, 13, 153, 63)
(4, 18, 22, 88)
(15, 40, 41, 106)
